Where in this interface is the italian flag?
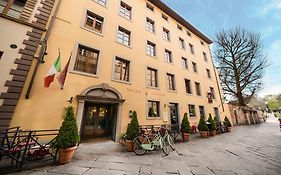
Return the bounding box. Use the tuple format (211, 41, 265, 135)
(44, 53, 61, 88)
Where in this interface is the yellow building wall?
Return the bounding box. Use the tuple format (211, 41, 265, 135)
(10, 0, 228, 137)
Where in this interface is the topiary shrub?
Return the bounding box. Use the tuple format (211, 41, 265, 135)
(181, 113, 191, 133)
(207, 114, 216, 130)
(224, 116, 232, 127)
(56, 106, 80, 149)
(198, 115, 209, 131)
(125, 111, 140, 140)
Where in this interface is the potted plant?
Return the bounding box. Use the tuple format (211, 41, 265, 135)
(224, 116, 232, 132)
(207, 114, 216, 136)
(125, 111, 140, 152)
(198, 115, 209, 138)
(55, 106, 80, 164)
(181, 113, 191, 142)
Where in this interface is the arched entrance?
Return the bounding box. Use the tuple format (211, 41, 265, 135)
(76, 84, 125, 141)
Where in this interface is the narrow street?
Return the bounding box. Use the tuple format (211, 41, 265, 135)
(9, 115, 281, 175)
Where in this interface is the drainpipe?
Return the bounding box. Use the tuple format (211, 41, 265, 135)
(208, 45, 225, 112)
(25, 0, 62, 99)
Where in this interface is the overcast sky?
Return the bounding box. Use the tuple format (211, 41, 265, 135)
(163, 0, 281, 97)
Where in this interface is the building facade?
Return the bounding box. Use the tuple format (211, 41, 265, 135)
(0, 0, 57, 130)
(3, 0, 228, 141)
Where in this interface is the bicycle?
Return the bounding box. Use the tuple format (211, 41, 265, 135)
(161, 128, 176, 151)
(133, 127, 174, 155)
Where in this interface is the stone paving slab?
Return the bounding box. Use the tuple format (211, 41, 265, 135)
(3, 115, 281, 175)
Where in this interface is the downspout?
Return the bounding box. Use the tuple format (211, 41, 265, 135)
(208, 45, 225, 112)
(25, 0, 62, 99)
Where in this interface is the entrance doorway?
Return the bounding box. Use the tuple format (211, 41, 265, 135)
(169, 103, 179, 125)
(81, 102, 117, 141)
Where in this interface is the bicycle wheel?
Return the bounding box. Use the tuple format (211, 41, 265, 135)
(161, 138, 170, 156)
(133, 136, 147, 155)
(167, 134, 176, 151)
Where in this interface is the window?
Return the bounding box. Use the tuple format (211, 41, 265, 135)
(195, 82, 201, 96)
(1, 0, 27, 18)
(203, 52, 207, 61)
(96, 0, 107, 6)
(179, 37, 185, 49)
(167, 73, 175, 91)
(206, 69, 211, 78)
(148, 101, 160, 117)
(164, 49, 172, 63)
(120, 1, 132, 20)
(189, 43, 194, 54)
(163, 28, 170, 41)
(74, 45, 99, 75)
(0, 51, 3, 60)
(188, 105, 196, 117)
(146, 3, 154, 11)
(84, 11, 104, 33)
(146, 41, 156, 56)
(147, 67, 158, 87)
(187, 30, 191, 37)
(162, 13, 168, 21)
(199, 106, 205, 119)
(185, 79, 192, 94)
(214, 107, 221, 121)
(192, 62, 197, 73)
(182, 57, 188, 69)
(200, 41, 205, 45)
(117, 26, 131, 46)
(114, 57, 130, 82)
(146, 17, 155, 33)
(177, 24, 182, 31)
(210, 87, 215, 99)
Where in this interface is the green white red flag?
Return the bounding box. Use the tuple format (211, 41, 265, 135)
(44, 53, 61, 88)
(57, 56, 70, 89)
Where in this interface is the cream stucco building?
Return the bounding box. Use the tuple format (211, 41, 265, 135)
(1, 0, 229, 141)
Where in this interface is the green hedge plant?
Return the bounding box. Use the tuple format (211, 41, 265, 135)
(56, 106, 80, 149)
(198, 115, 209, 131)
(207, 114, 216, 130)
(181, 113, 191, 133)
(125, 111, 140, 140)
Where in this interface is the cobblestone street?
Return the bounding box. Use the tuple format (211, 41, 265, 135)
(7, 115, 281, 175)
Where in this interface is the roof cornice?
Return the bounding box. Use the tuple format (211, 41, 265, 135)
(148, 0, 213, 44)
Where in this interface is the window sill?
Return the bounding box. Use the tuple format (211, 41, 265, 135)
(165, 61, 174, 65)
(168, 89, 177, 93)
(93, 1, 108, 8)
(119, 14, 133, 22)
(70, 70, 99, 78)
(146, 86, 160, 90)
(116, 41, 132, 49)
(146, 54, 157, 59)
(112, 79, 131, 85)
(146, 117, 162, 120)
(81, 26, 104, 37)
(186, 93, 193, 96)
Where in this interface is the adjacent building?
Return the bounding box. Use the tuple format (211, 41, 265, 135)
(0, 0, 56, 130)
(1, 0, 228, 141)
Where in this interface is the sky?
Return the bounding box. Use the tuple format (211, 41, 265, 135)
(163, 0, 281, 97)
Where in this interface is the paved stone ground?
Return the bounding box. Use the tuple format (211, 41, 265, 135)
(4, 114, 281, 175)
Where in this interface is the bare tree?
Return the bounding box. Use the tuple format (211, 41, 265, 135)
(214, 27, 267, 106)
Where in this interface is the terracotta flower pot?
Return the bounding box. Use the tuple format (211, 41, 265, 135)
(59, 146, 77, 164)
(227, 127, 232, 132)
(210, 130, 216, 136)
(200, 131, 208, 138)
(126, 140, 133, 152)
(182, 133, 190, 142)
